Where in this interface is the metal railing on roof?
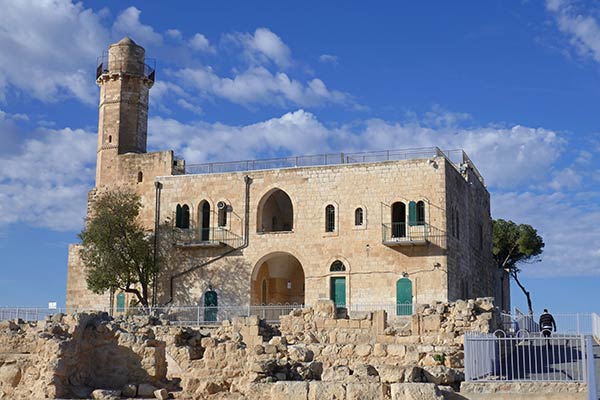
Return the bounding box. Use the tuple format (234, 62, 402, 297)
(184, 147, 485, 185)
(96, 53, 156, 82)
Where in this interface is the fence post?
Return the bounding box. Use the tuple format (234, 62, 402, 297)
(586, 336, 597, 400)
(577, 313, 581, 335)
(197, 306, 200, 326)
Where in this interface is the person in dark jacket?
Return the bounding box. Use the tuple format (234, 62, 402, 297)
(539, 309, 556, 337)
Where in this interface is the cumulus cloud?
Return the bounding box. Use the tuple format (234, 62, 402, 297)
(174, 66, 352, 108)
(319, 54, 339, 65)
(188, 33, 215, 53)
(226, 28, 292, 68)
(112, 7, 163, 47)
(0, 126, 96, 231)
(148, 108, 564, 190)
(546, 0, 600, 63)
(493, 191, 600, 277)
(547, 167, 582, 190)
(0, 0, 109, 104)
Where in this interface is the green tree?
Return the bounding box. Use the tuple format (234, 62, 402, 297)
(492, 219, 544, 315)
(79, 189, 156, 308)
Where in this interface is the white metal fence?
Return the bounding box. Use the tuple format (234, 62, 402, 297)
(0, 304, 304, 325)
(501, 308, 598, 337)
(592, 313, 600, 339)
(347, 303, 415, 317)
(465, 331, 589, 382)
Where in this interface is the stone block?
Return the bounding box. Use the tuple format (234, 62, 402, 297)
(308, 381, 346, 400)
(154, 388, 169, 400)
(271, 381, 309, 400)
(346, 382, 386, 400)
(91, 389, 121, 400)
(355, 344, 372, 357)
(322, 365, 352, 382)
(390, 383, 443, 400)
(387, 344, 406, 357)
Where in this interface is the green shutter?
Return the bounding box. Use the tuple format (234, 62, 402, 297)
(330, 277, 346, 307)
(408, 201, 417, 226)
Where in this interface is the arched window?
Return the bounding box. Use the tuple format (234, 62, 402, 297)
(218, 202, 227, 227)
(175, 204, 182, 227)
(199, 201, 210, 241)
(137, 171, 143, 183)
(181, 204, 190, 229)
(416, 201, 425, 225)
(330, 260, 346, 272)
(108, 135, 112, 143)
(354, 208, 364, 226)
(325, 204, 335, 232)
(257, 189, 293, 233)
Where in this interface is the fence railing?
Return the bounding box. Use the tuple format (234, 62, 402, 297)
(502, 309, 598, 337)
(347, 303, 415, 317)
(465, 331, 589, 383)
(0, 304, 304, 325)
(172, 226, 243, 248)
(184, 147, 485, 185)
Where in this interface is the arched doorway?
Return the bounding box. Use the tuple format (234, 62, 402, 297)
(396, 278, 412, 315)
(198, 201, 210, 241)
(204, 288, 218, 322)
(251, 252, 305, 305)
(257, 189, 294, 233)
(391, 202, 406, 238)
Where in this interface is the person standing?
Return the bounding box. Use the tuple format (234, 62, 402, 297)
(539, 309, 557, 337)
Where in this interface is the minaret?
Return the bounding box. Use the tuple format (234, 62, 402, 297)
(95, 37, 154, 186)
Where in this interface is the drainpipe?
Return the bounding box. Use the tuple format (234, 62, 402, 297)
(165, 175, 252, 305)
(152, 181, 163, 307)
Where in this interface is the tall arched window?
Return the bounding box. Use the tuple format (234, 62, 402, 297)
(330, 260, 346, 272)
(175, 204, 182, 227)
(325, 204, 335, 232)
(354, 208, 364, 226)
(199, 201, 210, 241)
(416, 201, 425, 225)
(218, 202, 227, 227)
(181, 204, 190, 229)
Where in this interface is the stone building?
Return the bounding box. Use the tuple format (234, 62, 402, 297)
(66, 38, 510, 316)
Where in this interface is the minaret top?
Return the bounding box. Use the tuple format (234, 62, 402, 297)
(115, 36, 137, 46)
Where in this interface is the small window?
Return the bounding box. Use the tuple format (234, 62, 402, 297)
(176, 204, 190, 229)
(137, 171, 143, 183)
(416, 201, 425, 225)
(330, 260, 346, 272)
(354, 208, 364, 226)
(108, 135, 112, 143)
(325, 204, 335, 232)
(218, 203, 227, 227)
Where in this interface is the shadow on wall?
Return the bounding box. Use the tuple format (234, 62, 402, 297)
(156, 221, 251, 306)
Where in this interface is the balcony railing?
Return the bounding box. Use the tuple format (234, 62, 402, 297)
(184, 147, 485, 186)
(382, 222, 445, 246)
(173, 227, 243, 248)
(96, 54, 156, 82)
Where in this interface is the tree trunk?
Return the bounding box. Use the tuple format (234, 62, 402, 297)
(511, 271, 534, 315)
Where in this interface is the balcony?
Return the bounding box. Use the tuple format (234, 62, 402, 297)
(382, 222, 444, 246)
(173, 227, 243, 249)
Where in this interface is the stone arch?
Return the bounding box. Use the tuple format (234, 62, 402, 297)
(256, 188, 294, 233)
(251, 252, 305, 305)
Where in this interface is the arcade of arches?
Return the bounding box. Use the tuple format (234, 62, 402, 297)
(251, 252, 305, 305)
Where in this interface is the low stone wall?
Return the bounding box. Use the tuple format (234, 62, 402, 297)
(460, 382, 588, 400)
(0, 313, 167, 399)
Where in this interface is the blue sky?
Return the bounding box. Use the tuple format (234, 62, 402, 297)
(0, 0, 599, 314)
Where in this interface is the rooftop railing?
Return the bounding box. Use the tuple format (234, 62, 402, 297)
(96, 54, 156, 82)
(184, 147, 485, 185)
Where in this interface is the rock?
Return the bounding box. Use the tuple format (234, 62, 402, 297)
(376, 364, 406, 384)
(346, 383, 386, 400)
(0, 364, 21, 387)
(121, 383, 137, 397)
(422, 366, 464, 385)
(51, 313, 64, 324)
(138, 383, 158, 397)
(288, 345, 313, 362)
(355, 344, 372, 357)
(322, 365, 352, 382)
(390, 383, 443, 400)
(270, 381, 308, 399)
(154, 388, 169, 399)
(0, 320, 19, 332)
(352, 364, 379, 382)
(91, 389, 121, 400)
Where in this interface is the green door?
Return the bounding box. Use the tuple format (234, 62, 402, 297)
(116, 292, 125, 313)
(330, 277, 346, 307)
(396, 278, 412, 315)
(204, 290, 218, 322)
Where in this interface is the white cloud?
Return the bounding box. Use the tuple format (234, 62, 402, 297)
(226, 28, 292, 68)
(0, 126, 96, 231)
(166, 29, 183, 40)
(149, 108, 565, 190)
(112, 7, 163, 47)
(174, 66, 352, 108)
(546, 0, 600, 63)
(319, 54, 339, 65)
(493, 191, 600, 277)
(0, 0, 109, 104)
(189, 33, 215, 53)
(548, 167, 582, 190)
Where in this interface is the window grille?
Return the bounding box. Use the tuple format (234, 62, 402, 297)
(325, 204, 335, 232)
